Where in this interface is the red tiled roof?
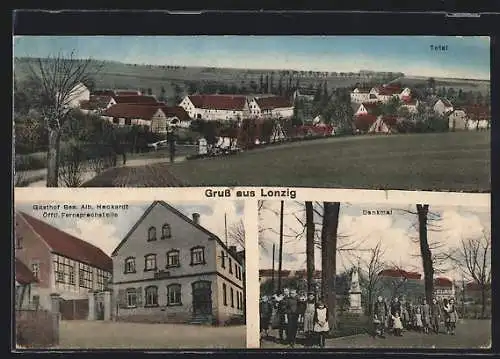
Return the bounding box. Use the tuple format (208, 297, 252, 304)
(188, 95, 247, 111)
(434, 277, 453, 287)
(403, 98, 417, 105)
(115, 90, 142, 96)
(255, 96, 293, 110)
(80, 95, 114, 110)
(354, 115, 377, 131)
(102, 103, 163, 120)
(161, 106, 191, 122)
(462, 105, 491, 120)
(15, 258, 38, 285)
(92, 90, 116, 97)
(378, 268, 422, 280)
(113, 95, 158, 104)
(357, 102, 381, 115)
(17, 212, 112, 272)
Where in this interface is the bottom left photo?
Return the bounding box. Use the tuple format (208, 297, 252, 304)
(13, 198, 247, 349)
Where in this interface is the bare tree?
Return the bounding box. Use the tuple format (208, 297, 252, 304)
(417, 204, 434, 304)
(15, 110, 43, 152)
(23, 52, 102, 187)
(321, 202, 340, 334)
(58, 143, 87, 187)
(305, 201, 315, 292)
(228, 219, 245, 248)
(358, 240, 386, 316)
(450, 231, 491, 318)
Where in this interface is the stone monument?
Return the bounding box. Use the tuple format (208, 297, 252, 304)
(198, 137, 208, 155)
(348, 266, 363, 314)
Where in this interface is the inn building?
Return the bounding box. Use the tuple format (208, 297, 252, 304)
(14, 212, 113, 319)
(111, 201, 245, 325)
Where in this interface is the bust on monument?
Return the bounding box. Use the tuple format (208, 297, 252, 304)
(348, 266, 363, 314)
(350, 267, 361, 293)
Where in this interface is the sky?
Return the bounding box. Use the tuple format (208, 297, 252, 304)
(15, 200, 245, 256)
(13, 36, 490, 80)
(258, 201, 491, 281)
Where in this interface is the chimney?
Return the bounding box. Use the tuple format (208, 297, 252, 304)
(192, 213, 200, 225)
(229, 245, 237, 254)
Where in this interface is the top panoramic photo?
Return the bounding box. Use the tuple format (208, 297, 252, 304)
(13, 36, 490, 191)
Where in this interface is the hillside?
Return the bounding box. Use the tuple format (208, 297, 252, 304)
(14, 57, 490, 104)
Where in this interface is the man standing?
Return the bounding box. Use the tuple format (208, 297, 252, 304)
(430, 297, 442, 334)
(285, 289, 300, 348)
(277, 288, 289, 343)
(421, 298, 431, 334)
(373, 296, 388, 338)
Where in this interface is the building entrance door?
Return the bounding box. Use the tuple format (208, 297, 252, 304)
(192, 281, 212, 316)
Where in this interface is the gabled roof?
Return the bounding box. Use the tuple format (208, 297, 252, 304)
(187, 95, 247, 111)
(15, 258, 38, 285)
(113, 95, 158, 104)
(462, 104, 491, 120)
(434, 276, 453, 287)
(359, 102, 381, 114)
(102, 103, 164, 120)
(161, 105, 191, 122)
(111, 201, 243, 265)
(254, 96, 293, 110)
(354, 114, 378, 131)
(115, 90, 142, 96)
(16, 212, 112, 272)
(80, 95, 114, 110)
(378, 268, 421, 280)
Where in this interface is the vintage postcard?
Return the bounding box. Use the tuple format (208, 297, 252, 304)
(14, 197, 247, 349)
(257, 198, 491, 349)
(13, 35, 490, 192)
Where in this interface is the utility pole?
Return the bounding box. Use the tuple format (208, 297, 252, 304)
(271, 244, 276, 294)
(224, 213, 228, 247)
(277, 201, 284, 294)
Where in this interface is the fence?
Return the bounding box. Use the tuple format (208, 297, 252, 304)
(15, 309, 59, 348)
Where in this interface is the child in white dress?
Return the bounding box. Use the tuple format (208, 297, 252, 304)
(313, 300, 330, 348)
(391, 312, 403, 336)
(415, 307, 423, 332)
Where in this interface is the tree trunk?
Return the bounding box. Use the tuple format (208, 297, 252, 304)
(481, 287, 486, 319)
(305, 201, 315, 292)
(277, 201, 284, 294)
(46, 129, 61, 187)
(321, 202, 340, 334)
(417, 204, 434, 304)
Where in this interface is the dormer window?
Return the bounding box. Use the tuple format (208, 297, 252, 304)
(161, 224, 172, 239)
(148, 226, 157, 242)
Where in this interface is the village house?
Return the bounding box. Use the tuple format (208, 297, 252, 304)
(248, 96, 294, 119)
(15, 212, 113, 320)
(80, 95, 117, 114)
(353, 102, 381, 117)
(433, 98, 454, 116)
(349, 87, 373, 104)
(179, 95, 250, 121)
(401, 98, 419, 114)
(368, 116, 399, 134)
(433, 277, 456, 301)
(448, 105, 491, 131)
(111, 201, 245, 325)
(15, 257, 39, 309)
(366, 85, 411, 104)
(101, 103, 168, 131)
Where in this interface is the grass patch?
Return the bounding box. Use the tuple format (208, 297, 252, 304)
(83, 132, 490, 191)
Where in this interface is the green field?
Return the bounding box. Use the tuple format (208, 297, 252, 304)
(83, 131, 490, 191)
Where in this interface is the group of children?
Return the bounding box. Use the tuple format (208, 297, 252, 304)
(260, 289, 330, 348)
(373, 295, 460, 338)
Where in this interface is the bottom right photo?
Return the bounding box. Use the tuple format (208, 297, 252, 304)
(257, 199, 491, 349)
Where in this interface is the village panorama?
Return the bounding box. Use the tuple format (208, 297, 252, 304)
(14, 54, 490, 190)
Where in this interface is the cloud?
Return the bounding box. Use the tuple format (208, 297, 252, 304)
(198, 201, 245, 250)
(62, 220, 120, 256)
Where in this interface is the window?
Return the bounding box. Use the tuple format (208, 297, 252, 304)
(68, 264, 75, 285)
(222, 283, 227, 306)
(148, 226, 157, 241)
(190, 246, 205, 266)
(230, 287, 234, 308)
(220, 251, 225, 268)
(126, 288, 137, 307)
(15, 235, 23, 249)
(53, 255, 77, 287)
(96, 269, 107, 291)
(229, 258, 233, 274)
(161, 224, 172, 239)
(78, 263, 93, 289)
(145, 286, 158, 306)
(236, 291, 240, 309)
(144, 254, 157, 271)
(166, 250, 180, 268)
(167, 284, 182, 306)
(31, 261, 40, 280)
(124, 257, 136, 273)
